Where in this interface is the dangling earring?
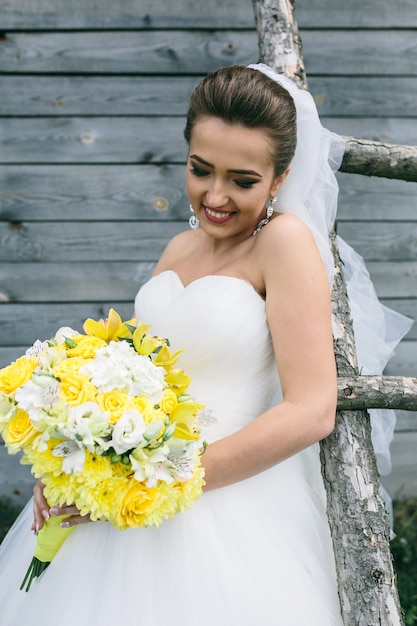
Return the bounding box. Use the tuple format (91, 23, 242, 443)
(189, 204, 200, 230)
(252, 196, 277, 236)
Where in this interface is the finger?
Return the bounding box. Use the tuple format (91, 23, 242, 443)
(60, 514, 93, 528)
(49, 504, 80, 517)
(32, 480, 49, 531)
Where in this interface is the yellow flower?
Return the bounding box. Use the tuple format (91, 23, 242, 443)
(154, 345, 183, 372)
(131, 395, 155, 424)
(83, 308, 135, 343)
(2, 408, 38, 454)
(66, 335, 107, 359)
(170, 401, 204, 440)
(53, 356, 90, 379)
(22, 437, 64, 477)
(76, 476, 127, 522)
(43, 473, 78, 508)
(160, 388, 178, 415)
(132, 326, 165, 357)
(96, 389, 135, 424)
(165, 370, 192, 397)
(116, 478, 162, 529)
(59, 373, 97, 406)
(176, 464, 205, 512)
(0, 356, 38, 394)
(142, 480, 180, 527)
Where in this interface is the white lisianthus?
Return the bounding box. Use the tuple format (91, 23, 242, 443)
(54, 327, 79, 344)
(130, 444, 173, 487)
(81, 341, 166, 401)
(111, 410, 146, 454)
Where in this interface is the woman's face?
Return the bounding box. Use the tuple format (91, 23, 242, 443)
(186, 116, 285, 240)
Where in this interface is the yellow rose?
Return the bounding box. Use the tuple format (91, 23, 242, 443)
(96, 390, 135, 424)
(59, 373, 97, 405)
(66, 335, 107, 359)
(53, 356, 90, 379)
(3, 408, 37, 454)
(116, 479, 161, 528)
(160, 388, 178, 415)
(131, 394, 156, 424)
(0, 356, 38, 394)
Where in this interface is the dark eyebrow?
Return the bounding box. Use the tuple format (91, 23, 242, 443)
(189, 154, 262, 178)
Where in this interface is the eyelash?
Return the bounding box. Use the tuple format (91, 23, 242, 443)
(189, 164, 257, 189)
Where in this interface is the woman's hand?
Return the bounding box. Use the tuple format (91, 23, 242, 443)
(32, 479, 92, 531)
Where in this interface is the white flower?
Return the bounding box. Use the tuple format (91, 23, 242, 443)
(53, 440, 86, 474)
(25, 339, 48, 359)
(167, 442, 199, 482)
(15, 375, 61, 421)
(80, 341, 166, 401)
(130, 445, 173, 487)
(54, 326, 79, 344)
(110, 410, 146, 454)
(59, 402, 111, 453)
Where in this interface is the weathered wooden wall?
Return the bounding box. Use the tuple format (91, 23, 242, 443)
(0, 0, 416, 504)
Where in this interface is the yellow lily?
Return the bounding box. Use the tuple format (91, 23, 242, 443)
(154, 345, 183, 372)
(165, 370, 192, 397)
(170, 401, 204, 440)
(83, 308, 134, 342)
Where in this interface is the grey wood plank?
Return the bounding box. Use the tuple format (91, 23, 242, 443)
(0, 165, 189, 221)
(382, 431, 417, 499)
(336, 173, 417, 222)
(384, 341, 417, 377)
(0, 221, 184, 262)
(2, 113, 417, 165)
(1, 165, 416, 222)
(1, 31, 417, 76)
(0, 302, 136, 346)
(3, 220, 417, 264)
(0, 261, 155, 302)
(2, 0, 417, 29)
(1, 74, 417, 119)
(2, 260, 416, 303)
(337, 223, 417, 261)
(395, 410, 417, 433)
(367, 262, 417, 298)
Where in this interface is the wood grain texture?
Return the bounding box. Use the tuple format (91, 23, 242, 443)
(1, 30, 416, 75)
(2, 0, 417, 29)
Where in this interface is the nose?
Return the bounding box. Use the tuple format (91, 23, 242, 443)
(204, 177, 228, 207)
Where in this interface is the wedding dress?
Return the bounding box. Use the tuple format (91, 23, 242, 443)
(0, 269, 344, 625)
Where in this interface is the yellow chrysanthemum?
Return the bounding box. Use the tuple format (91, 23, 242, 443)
(83, 308, 135, 342)
(115, 478, 162, 529)
(96, 389, 135, 424)
(43, 473, 79, 508)
(76, 450, 113, 484)
(176, 464, 206, 513)
(65, 335, 107, 359)
(59, 373, 97, 406)
(110, 460, 133, 478)
(141, 480, 180, 528)
(2, 408, 38, 454)
(76, 476, 127, 522)
(22, 438, 64, 478)
(0, 355, 38, 394)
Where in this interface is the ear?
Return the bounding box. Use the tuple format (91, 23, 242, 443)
(269, 166, 291, 197)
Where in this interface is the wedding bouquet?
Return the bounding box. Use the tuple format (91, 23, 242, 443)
(0, 309, 206, 590)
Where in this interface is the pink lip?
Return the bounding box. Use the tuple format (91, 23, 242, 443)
(203, 205, 235, 224)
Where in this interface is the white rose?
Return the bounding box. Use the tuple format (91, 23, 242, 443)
(54, 327, 79, 344)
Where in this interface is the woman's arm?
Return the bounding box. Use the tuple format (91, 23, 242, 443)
(201, 214, 337, 491)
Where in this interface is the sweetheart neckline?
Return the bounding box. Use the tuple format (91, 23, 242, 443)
(150, 270, 265, 303)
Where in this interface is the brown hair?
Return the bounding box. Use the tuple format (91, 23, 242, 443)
(184, 65, 297, 177)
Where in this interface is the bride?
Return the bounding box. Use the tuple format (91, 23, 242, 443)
(0, 63, 406, 625)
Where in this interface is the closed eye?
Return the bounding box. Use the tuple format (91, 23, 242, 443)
(234, 179, 257, 189)
(190, 164, 209, 177)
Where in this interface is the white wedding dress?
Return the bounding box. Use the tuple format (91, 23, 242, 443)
(0, 270, 343, 625)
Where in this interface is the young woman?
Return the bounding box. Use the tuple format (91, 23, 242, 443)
(1, 64, 407, 625)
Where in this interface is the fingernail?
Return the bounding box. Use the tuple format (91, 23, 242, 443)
(49, 507, 58, 516)
(42, 509, 50, 520)
(36, 521, 40, 532)
(61, 521, 71, 528)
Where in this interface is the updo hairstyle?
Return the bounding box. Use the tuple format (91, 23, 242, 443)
(184, 65, 297, 178)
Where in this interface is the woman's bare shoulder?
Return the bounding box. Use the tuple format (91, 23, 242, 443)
(153, 229, 201, 274)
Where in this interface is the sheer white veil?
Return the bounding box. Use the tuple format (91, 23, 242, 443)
(249, 63, 413, 499)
